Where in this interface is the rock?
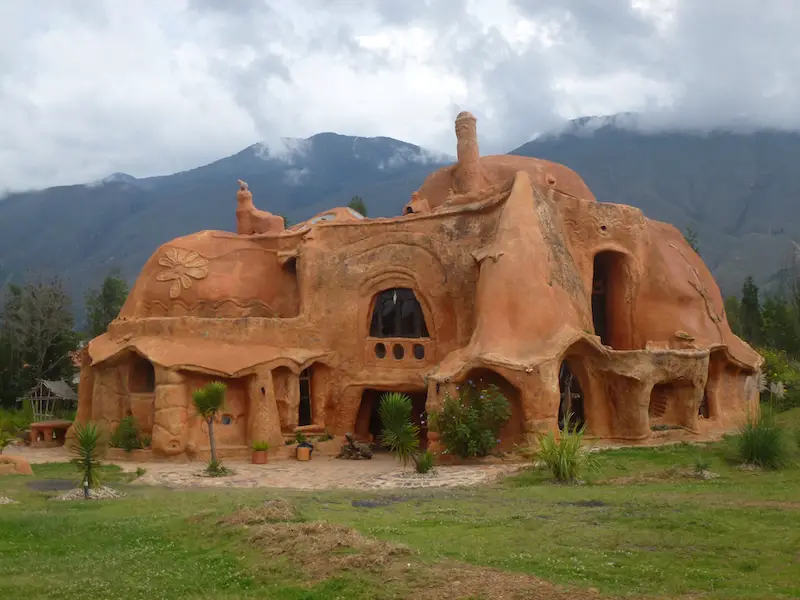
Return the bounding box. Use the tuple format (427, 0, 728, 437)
(51, 486, 125, 501)
(336, 433, 373, 460)
(0, 495, 18, 505)
(0, 455, 34, 476)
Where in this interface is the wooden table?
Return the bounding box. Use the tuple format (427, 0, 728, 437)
(29, 420, 73, 448)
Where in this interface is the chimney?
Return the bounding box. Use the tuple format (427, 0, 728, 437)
(454, 111, 481, 194)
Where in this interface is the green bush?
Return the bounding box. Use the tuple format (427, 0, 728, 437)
(693, 453, 711, 474)
(415, 449, 436, 474)
(0, 408, 31, 434)
(429, 380, 511, 458)
(736, 409, 795, 469)
(759, 347, 800, 411)
(110, 416, 143, 453)
(252, 440, 270, 451)
(535, 413, 598, 483)
(379, 392, 420, 468)
(0, 431, 13, 453)
(204, 459, 231, 477)
(294, 432, 308, 445)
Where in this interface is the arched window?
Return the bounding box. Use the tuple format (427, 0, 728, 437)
(369, 288, 429, 338)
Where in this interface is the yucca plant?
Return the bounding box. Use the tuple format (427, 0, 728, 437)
(536, 412, 598, 483)
(379, 392, 420, 469)
(68, 422, 106, 491)
(192, 381, 227, 467)
(736, 409, 795, 469)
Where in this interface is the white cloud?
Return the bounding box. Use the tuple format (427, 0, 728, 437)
(0, 0, 798, 192)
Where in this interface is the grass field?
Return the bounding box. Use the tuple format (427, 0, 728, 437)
(1, 411, 800, 599)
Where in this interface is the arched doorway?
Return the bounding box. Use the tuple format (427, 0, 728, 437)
(354, 389, 428, 450)
(462, 369, 523, 452)
(591, 251, 630, 349)
(558, 361, 585, 430)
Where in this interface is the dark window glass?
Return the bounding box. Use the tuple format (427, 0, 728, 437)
(369, 288, 429, 338)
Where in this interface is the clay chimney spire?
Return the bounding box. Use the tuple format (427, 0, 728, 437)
(454, 111, 481, 194)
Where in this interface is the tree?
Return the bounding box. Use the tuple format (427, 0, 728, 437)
(684, 226, 700, 254)
(762, 296, 800, 355)
(85, 269, 129, 337)
(0, 276, 78, 406)
(724, 295, 742, 336)
(740, 276, 764, 345)
(192, 381, 227, 468)
(347, 196, 368, 217)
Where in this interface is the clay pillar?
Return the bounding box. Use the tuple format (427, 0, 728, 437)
(74, 349, 94, 425)
(151, 368, 189, 456)
(285, 372, 300, 430)
(520, 364, 560, 438)
(334, 385, 363, 436)
(248, 369, 283, 447)
(425, 379, 456, 452)
(455, 111, 481, 194)
(311, 368, 328, 429)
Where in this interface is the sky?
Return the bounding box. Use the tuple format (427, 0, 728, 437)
(1, 0, 799, 192)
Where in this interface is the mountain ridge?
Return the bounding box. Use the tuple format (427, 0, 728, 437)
(1, 116, 797, 321)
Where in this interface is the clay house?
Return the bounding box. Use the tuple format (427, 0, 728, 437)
(70, 111, 762, 460)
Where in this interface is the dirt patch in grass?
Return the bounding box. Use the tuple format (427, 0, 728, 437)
(603, 466, 717, 485)
(219, 499, 296, 525)
(249, 521, 412, 576)
(396, 561, 629, 600)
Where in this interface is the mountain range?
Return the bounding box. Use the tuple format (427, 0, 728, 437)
(1, 115, 798, 321)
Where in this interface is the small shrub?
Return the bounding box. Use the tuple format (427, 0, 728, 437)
(204, 459, 232, 477)
(0, 431, 13, 454)
(693, 453, 711, 474)
(140, 435, 151, 448)
(284, 439, 294, 445)
(415, 449, 436, 474)
(736, 410, 795, 469)
(135, 467, 147, 478)
(294, 432, 308, 445)
(110, 416, 142, 452)
(0, 408, 31, 434)
(252, 440, 270, 451)
(68, 422, 107, 489)
(379, 392, 420, 468)
(316, 430, 334, 441)
(535, 414, 597, 483)
(429, 380, 512, 458)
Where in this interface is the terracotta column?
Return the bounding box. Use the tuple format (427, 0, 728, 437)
(310, 368, 328, 429)
(247, 369, 283, 447)
(151, 367, 189, 456)
(334, 385, 363, 436)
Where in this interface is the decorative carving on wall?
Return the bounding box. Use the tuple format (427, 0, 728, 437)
(156, 248, 209, 299)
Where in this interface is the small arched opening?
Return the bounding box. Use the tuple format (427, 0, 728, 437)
(649, 379, 695, 430)
(129, 355, 155, 394)
(369, 288, 429, 338)
(591, 250, 631, 349)
(355, 388, 428, 450)
(558, 361, 586, 430)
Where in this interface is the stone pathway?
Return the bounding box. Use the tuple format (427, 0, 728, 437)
(5, 445, 525, 491)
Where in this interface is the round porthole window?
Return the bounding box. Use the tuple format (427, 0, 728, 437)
(393, 344, 405, 360)
(221, 414, 233, 425)
(375, 342, 387, 359)
(413, 344, 425, 360)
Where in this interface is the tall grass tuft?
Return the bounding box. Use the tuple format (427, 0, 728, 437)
(536, 413, 598, 483)
(736, 408, 795, 469)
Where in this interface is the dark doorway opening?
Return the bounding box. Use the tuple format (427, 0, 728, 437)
(698, 388, 710, 418)
(355, 389, 427, 450)
(298, 368, 312, 427)
(558, 361, 585, 430)
(591, 251, 629, 349)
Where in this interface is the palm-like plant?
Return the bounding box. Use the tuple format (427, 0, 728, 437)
(68, 422, 106, 490)
(379, 392, 420, 468)
(192, 381, 227, 466)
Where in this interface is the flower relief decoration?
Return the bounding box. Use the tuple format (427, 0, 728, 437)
(156, 248, 209, 299)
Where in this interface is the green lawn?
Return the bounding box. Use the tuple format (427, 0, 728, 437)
(2, 415, 800, 599)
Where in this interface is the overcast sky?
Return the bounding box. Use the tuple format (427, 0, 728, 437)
(1, 0, 799, 192)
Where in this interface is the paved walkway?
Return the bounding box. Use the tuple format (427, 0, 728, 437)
(5, 445, 525, 491)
